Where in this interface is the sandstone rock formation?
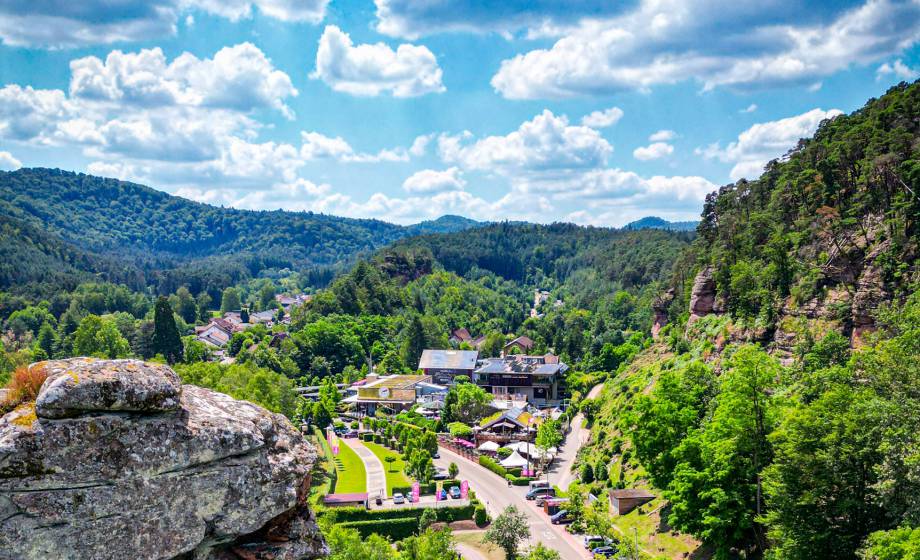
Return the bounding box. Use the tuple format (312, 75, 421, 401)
(651, 288, 675, 339)
(0, 358, 326, 560)
(688, 266, 721, 323)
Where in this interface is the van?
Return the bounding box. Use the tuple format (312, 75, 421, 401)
(528, 480, 550, 491)
(526, 487, 555, 501)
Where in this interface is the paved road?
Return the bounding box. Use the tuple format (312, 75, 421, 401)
(556, 382, 605, 491)
(435, 447, 591, 559)
(344, 438, 387, 499)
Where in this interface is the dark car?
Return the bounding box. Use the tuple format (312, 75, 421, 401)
(432, 451, 440, 459)
(549, 509, 569, 524)
(592, 546, 617, 557)
(449, 486, 461, 499)
(526, 487, 555, 501)
(432, 471, 449, 480)
(584, 536, 614, 549)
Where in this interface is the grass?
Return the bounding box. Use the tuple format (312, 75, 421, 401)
(363, 441, 411, 495)
(453, 530, 505, 560)
(332, 440, 368, 494)
(611, 498, 705, 559)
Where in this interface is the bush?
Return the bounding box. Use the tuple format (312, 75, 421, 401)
(448, 422, 473, 438)
(474, 505, 489, 526)
(478, 456, 507, 478)
(362, 432, 374, 442)
(339, 517, 418, 540)
(1, 364, 49, 412)
(505, 475, 533, 486)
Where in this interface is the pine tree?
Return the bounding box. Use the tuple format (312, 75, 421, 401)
(35, 322, 57, 358)
(402, 314, 426, 369)
(152, 297, 184, 364)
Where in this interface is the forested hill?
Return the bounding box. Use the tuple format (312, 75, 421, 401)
(663, 80, 920, 347)
(386, 222, 693, 312)
(0, 168, 480, 296)
(623, 216, 698, 231)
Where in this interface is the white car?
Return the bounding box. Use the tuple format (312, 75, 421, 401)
(392, 493, 405, 505)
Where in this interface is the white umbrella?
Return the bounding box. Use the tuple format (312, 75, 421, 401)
(499, 451, 529, 469)
(478, 441, 500, 452)
(503, 441, 525, 452)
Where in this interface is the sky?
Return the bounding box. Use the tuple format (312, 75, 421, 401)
(0, 0, 918, 227)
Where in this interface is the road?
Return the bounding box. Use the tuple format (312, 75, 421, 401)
(343, 438, 387, 499)
(435, 446, 591, 559)
(555, 382, 604, 491)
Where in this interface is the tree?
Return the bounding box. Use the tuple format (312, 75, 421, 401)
(240, 307, 250, 324)
(73, 315, 129, 359)
(536, 419, 563, 474)
(522, 543, 561, 560)
(398, 527, 457, 560)
(484, 505, 530, 560)
(384, 456, 396, 472)
(448, 462, 459, 479)
(175, 287, 198, 324)
(259, 283, 277, 310)
(220, 287, 241, 314)
(417, 508, 437, 531)
(860, 526, 920, 560)
(566, 483, 589, 532)
(445, 383, 492, 424)
(325, 524, 395, 560)
(152, 297, 184, 364)
(35, 322, 56, 358)
(402, 314, 427, 369)
(196, 291, 212, 322)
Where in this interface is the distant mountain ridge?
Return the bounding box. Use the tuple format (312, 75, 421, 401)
(624, 216, 699, 231)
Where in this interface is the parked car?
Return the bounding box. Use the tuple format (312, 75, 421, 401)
(550, 510, 569, 524)
(392, 493, 405, 505)
(592, 546, 617, 557)
(449, 486, 461, 499)
(526, 487, 555, 501)
(432, 470, 449, 480)
(438, 489, 447, 500)
(432, 451, 440, 459)
(583, 536, 614, 549)
(343, 430, 359, 438)
(528, 480, 550, 491)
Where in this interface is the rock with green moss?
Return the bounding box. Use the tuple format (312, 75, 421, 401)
(0, 359, 326, 560)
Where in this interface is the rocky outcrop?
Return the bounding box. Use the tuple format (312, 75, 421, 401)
(851, 240, 891, 345)
(688, 266, 722, 323)
(0, 359, 326, 560)
(651, 288, 674, 339)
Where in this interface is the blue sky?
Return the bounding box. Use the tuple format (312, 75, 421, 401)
(0, 0, 918, 226)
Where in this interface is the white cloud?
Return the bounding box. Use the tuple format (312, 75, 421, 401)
(440, 110, 611, 173)
(491, 0, 920, 99)
(633, 142, 674, 161)
(70, 43, 297, 118)
(0, 151, 21, 171)
(581, 106, 624, 128)
(311, 25, 445, 97)
(409, 134, 434, 157)
(299, 131, 415, 163)
(402, 167, 465, 193)
(876, 59, 919, 80)
(699, 107, 843, 181)
(0, 0, 328, 48)
(648, 129, 676, 142)
(373, 0, 623, 39)
(741, 103, 758, 113)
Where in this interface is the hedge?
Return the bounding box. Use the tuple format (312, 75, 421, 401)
(338, 517, 418, 540)
(474, 505, 488, 526)
(478, 456, 507, 478)
(505, 474, 534, 486)
(320, 504, 475, 524)
(362, 432, 374, 442)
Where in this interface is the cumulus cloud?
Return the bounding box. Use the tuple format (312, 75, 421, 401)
(491, 0, 920, 99)
(0, 151, 21, 171)
(633, 142, 674, 161)
(876, 59, 919, 80)
(300, 131, 417, 163)
(741, 103, 758, 113)
(373, 0, 626, 39)
(648, 129, 676, 142)
(698, 107, 842, 181)
(70, 43, 297, 118)
(402, 167, 465, 193)
(0, 0, 328, 48)
(311, 25, 445, 97)
(439, 110, 611, 173)
(581, 106, 624, 128)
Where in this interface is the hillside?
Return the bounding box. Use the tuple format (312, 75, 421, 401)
(576, 80, 920, 559)
(0, 168, 481, 297)
(624, 216, 699, 232)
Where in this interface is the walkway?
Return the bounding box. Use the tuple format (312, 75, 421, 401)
(343, 438, 387, 499)
(555, 382, 605, 491)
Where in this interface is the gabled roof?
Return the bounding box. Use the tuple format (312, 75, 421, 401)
(450, 328, 472, 342)
(504, 335, 535, 349)
(418, 349, 479, 370)
(480, 407, 534, 430)
(609, 489, 656, 500)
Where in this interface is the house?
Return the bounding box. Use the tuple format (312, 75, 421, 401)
(275, 293, 312, 313)
(477, 407, 538, 443)
(418, 349, 479, 385)
(343, 374, 432, 416)
(449, 328, 473, 346)
(474, 354, 568, 406)
(195, 318, 237, 348)
(502, 336, 535, 356)
(608, 489, 655, 515)
(249, 309, 276, 325)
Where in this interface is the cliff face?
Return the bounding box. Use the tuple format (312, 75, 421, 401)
(0, 358, 327, 560)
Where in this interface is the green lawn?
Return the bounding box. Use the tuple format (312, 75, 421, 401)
(332, 441, 367, 494)
(363, 441, 411, 495)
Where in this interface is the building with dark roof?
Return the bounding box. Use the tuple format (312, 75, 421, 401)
(608, 489, 655, 515)
(473, 354, 567, 406)
(418, 349, 479, 385)
(502, 335, 535, 356)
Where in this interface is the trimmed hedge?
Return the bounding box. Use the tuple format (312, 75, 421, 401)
(320, 503, 475, 524)
(362, 432, 374, 442)
(339, 517, 418, 540)
(392, 479, 461, 496)
(505, 474, 534, 486)
(478, 456, 507, 478)
(474, 505, 488, 526)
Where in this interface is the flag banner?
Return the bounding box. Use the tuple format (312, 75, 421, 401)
(460, 480, 469, 499)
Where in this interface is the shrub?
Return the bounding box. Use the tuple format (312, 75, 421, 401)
(478, 456, 507, 478)
(448, 422, 473, 438)
(362, 432, 374, 442)
(474, 505, 489, 526)
(339, 517, 418, 540)
(1, 364, 49, 412)
(505, 475, 533, 486)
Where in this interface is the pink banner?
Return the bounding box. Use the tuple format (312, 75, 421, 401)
(412, 481, 420, 503)
(327, 429, 339, 456)
(436, 484, 441, 501)
(460, 480, 468, 499)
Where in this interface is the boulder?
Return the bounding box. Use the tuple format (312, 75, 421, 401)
(0, 359, 326, 560)
(34, 358, 182, 419)
(688, 266, 719, 322)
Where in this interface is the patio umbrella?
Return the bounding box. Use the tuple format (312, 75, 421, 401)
(477, 441, 500, 452)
